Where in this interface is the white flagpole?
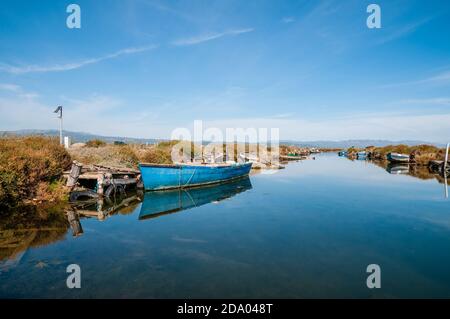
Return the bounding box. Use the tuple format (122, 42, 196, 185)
(60, 107, 63, 145)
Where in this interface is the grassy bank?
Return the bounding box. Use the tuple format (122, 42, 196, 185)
(0, 136, 72, 208)
(68, 140, 183, 168)
(370, 144, 446, 165)
(347, 144, 446, 165)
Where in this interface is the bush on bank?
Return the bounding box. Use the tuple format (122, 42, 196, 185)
(0, 136, 72, 208)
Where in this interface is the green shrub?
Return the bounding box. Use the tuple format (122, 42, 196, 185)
(86, 139, 106, 148)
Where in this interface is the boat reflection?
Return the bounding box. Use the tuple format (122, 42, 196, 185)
(139, 177, 252, 220)
(386, 163, 410, 175)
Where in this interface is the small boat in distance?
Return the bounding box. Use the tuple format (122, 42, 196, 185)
(280, 155, 307, 161)
(338, 151, 347, 157)
(357, 151, 367, 160)
(387, 153, 410, 163)
(139, 162, 252, 191)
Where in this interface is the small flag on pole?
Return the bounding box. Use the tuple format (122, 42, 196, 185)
(54, 106, 63, 118)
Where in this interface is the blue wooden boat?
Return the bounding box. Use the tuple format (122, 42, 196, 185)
(338, 151, 347, 157)
(138, 177, 252, 220)
(387, 152, 410, 163)
(139, 162, 252, 191)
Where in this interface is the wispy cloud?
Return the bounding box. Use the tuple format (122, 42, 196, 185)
(281, 17, 295, 24)
(381, 70, 450, 88)
(0, 45, 157, 74)
(202, 111, 450, 143)
(0, 83, 21, 92)
(172, 28, 254, 46)
(376, 18, 432, 45)
(0, 83, 39, 99)
(140, 0, 198, 23)
(396, 97, 450, 106)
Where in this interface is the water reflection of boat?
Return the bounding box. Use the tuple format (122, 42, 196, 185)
(386, 164, 410, 175)
(139, 177, 252, 220)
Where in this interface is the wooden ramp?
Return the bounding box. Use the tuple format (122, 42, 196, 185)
(64, 161, 143, 200)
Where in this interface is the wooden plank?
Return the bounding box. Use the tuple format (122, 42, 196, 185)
(110, 178, 138, 185)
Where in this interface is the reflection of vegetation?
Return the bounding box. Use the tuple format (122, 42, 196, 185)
(0, 203, 69, 262)
(370, 160, 447, 185)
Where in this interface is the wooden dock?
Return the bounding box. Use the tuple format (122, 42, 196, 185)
(64, 161, 143, 201)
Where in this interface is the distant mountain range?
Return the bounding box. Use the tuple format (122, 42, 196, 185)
(0, 129, 443, 148)
(281, 139, 445, 149)
(0, 129, 163, 144)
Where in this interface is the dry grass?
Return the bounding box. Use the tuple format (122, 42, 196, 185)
(368, 144, 445, 165)
(85, 139, 106, 148)
(69, 144, 139, 168)
(0, 136, 72, 208)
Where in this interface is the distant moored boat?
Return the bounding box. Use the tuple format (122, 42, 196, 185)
(139, 162, 253, 191)
(357, 151, 367, 159)
(387, 153, 410, 163)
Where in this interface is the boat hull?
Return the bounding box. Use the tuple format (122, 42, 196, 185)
(387, 153, 410, 163)
(139, 162, 253, 191)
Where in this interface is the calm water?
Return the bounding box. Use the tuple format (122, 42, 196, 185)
(1, 153, 450, 298)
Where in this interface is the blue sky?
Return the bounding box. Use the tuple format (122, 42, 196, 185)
(0, 0, 449, 142)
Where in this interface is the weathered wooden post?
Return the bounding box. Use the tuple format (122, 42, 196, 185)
(66, 209, 83, 237)
(97, 198, 106, 220)
(66, 161, 82, 188)
(97, 173, 105, 196)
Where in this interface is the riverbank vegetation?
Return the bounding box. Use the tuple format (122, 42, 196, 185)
(0, 137, 71, 208)
(352, 144, 446, 165)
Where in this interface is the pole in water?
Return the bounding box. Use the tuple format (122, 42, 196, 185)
(445, 143, 449, 172)
(445, 143, 449, 199)
(54, 105, 63, 145)
(445, 174, 448, 199)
